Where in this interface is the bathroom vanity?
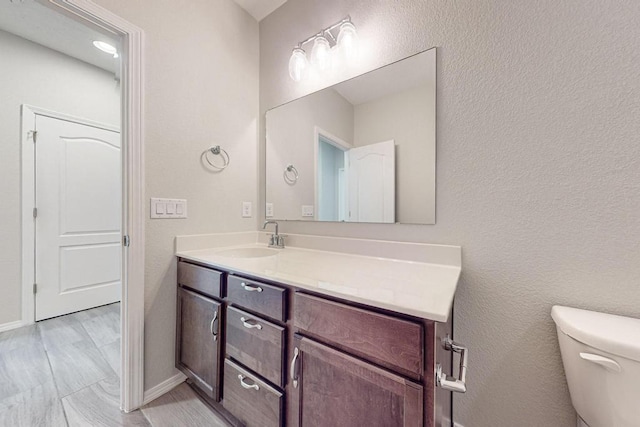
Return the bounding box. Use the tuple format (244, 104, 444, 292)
(174, 232, 463, 427)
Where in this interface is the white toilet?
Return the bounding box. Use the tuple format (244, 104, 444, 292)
(551, 305, 640, 427)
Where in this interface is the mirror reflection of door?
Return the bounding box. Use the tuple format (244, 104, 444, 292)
(317, 133, 349, 221)
(347, 140, 395, 223)
(317, 131, 395, 223)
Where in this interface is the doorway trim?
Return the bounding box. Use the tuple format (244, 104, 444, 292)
(313, 126, 351, 221)
(20, 0, 145, 413)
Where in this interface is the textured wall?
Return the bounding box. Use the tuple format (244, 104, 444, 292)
(0, 30, 120, 326)
(92, 0, 259, 390)
(260, 1, 640, 425)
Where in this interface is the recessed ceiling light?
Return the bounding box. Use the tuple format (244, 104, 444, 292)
(93, 40, 118, 57)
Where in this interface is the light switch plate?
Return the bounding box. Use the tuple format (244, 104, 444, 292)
(265, 203, 274, 218)
(151, 198, 187, 219)
(301, 205, 314, 217)
(242, 201, 252, 218)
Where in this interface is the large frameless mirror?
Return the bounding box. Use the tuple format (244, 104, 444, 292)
(266, 47, 436, 224)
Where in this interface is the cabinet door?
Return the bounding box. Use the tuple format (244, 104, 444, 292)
(176, 287, 222, 400)
(290, 335, 423, 427)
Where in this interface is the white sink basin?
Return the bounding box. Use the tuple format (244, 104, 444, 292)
(216, 247, 279, 259)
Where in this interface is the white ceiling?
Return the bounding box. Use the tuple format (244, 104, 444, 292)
(0, 0, 120, 74)
(232, 0, 287, 21)
(334, 49, 436, 105)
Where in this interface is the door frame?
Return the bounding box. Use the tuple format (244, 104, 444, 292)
(19, 0, 145, 413)
(313, 126, 351, 221)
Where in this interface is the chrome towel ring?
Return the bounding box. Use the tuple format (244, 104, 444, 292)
(284, 164, 299, 184)
(204, 145, 230, 171)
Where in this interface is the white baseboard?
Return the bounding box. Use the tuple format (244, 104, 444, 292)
(0, 320, 25, 333)
(142, 372, 187, 406)
(454, 423, 465, 427)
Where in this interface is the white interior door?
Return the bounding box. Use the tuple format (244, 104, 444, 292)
(35, 114, 121, 321)
(347, 140, 395, 223)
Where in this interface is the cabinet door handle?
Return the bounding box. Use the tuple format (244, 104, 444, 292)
(210, 310, 219, 341)
(241, 282, 263, 293)
(238, 374, 260, 391)
(290, 347, 300, 388)
(240, 316, 263, 330)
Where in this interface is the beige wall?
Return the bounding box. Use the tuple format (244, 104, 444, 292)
(0, 30, 120, 326)
(260, 1, 640, 426)
(266, 88, 353, 220)
(354, 85, 435, 224)
(92, 0, 259, 389)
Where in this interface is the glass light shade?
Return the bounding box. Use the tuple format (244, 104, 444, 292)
(310, 36, 332, 71)
(337, 21, 359, 64)
(288, 47, 308, 82)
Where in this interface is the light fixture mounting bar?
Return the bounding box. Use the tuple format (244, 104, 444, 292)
(295, 15, 352, 49)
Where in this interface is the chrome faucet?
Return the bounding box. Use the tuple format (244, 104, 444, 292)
(263, 221, 285, 249)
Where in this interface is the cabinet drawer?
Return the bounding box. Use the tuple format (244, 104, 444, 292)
(227, 275, 286, 322)
(178, 261, 223, 299)
(294, 292, 424, 379)
(223, 359, 283, 427)
(226, 306, 285, 387)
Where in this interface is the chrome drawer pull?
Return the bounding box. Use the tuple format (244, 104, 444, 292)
(238, 374, 260, 390)
(290, 347, 300, 388)
(241, 282, 263, 292)
(210, 310, 219, 341)
(240, 317, 263, 330)
(436, 335, 468, 393)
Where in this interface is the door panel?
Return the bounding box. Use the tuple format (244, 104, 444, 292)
(35, 114, 121, 320)
(347, 140, 395, 223)
(292, 335, 423, 427)
(176, 287, 222, 401)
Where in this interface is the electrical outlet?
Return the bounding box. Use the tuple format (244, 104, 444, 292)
(266, 203, 274, 218)
(301, 205, 314, 217)
(242, 201, 252, 218)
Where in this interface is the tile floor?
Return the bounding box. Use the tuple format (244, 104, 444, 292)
(0, 303, 227, 427)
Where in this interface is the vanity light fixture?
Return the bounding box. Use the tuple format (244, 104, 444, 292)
(287, 15, 359, 82)
(93, 40, 119, 58)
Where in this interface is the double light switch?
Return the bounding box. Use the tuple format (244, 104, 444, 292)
(151, 198, 187, 219)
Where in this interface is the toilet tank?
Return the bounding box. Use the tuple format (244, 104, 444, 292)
(551, 306, 640, 427)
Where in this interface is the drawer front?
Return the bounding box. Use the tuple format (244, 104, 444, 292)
(294, 292, 424, 379)
(227, 275, 286, 322)
(178, 261, 223, 299)
(223, 359, 283, 427)
(226, 306, 285, 387)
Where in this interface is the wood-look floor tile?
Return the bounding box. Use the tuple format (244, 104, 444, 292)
(62, 376, 149, 427)
(71, 302, 120, 323)
(81, 309, 120, 348)
(0, 380, 66, 427)
(0, 324, 41, 353)
(37, 314, 92, 351)
(141, 383, 228, 427)
(0, 340, 53, 401)
(47, 339, 115, 397)
(98, 340, 120, 378)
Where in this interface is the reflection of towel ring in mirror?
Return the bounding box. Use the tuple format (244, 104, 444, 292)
(284, 164, 299, 184)
(204, 145, 230, 171)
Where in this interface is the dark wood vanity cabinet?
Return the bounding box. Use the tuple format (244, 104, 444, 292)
(175, 287, 222, 400)
(176, 259, 453, 427)
(290, 335, 423, 427)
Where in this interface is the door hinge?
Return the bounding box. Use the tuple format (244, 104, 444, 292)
(33, 207, 38, 218)
(123, 235, 130, 247)
(29, 130, 37, 143)
(33, 283, 37, 294)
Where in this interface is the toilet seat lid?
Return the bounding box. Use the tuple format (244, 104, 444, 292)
(551, 305, 640, 363)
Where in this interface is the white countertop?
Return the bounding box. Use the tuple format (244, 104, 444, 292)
(175, 233, 461, 322)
